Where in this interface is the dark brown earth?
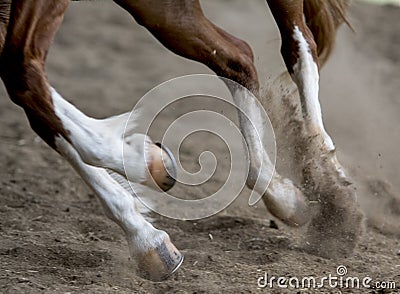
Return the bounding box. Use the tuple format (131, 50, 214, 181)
(0, 1, 399, 293)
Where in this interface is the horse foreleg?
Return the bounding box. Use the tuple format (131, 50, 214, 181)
(56, 137, 183, 281)
(48, 87, 177, 192)
(115, 0, 310, 226)
(0, 0, 182, 280)
(0, 0, 175, 192)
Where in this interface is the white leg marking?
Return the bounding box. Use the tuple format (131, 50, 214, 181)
(55, 137, 183, 280)
(292, 26, 335, 152)
(231, 87, 309, 225)
(50, 88, 151, 184)
(231, 87, 274, 195)
(54, 136, 166, 254)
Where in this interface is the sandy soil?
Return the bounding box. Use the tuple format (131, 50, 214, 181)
(0, 1, 399, 293)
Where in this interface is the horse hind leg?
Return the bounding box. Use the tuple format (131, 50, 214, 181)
(116, 0, 311, 226)
(266, 0, 335, 153)
(266, 0, 364, 257)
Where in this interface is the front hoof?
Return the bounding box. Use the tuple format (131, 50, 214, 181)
(147, 143, 177, 192)
(136, 237, 184, 281)
(264, 178, 311, 227)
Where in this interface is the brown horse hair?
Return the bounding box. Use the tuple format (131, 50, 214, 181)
(0, 0, 351, 66)
(304, 0, 352, 66)
(0, 0, 10, 24)
(0, 0, 10, 53)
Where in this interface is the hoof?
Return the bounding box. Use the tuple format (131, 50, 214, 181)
(137, 237, 184, 281)
(147, 143, 177, 192)
(264, 178, 310, 227)
(281, 190, 310, 227)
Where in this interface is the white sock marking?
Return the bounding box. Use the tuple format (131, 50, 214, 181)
(232, 87, 307, 221)
(231, 87, 274, 196)
(50, 88, 150, 183)
(55, 136, 166, 254)
(292, 26, 335, 152)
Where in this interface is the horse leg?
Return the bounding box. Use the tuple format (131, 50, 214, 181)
(115, 0, 310, 226)
(0, 1, 176, 192)
(57, 137, 183, 281)
(0, 0, 182, 280)
(266, 0, 364, 256)
(0, 0, 9, 55)
(266, 0, 334, 153)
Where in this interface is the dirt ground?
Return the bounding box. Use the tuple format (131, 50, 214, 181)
(0, 1, 399, 293)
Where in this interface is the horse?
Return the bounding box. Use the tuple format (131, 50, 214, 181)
(0, 0, 362, 281)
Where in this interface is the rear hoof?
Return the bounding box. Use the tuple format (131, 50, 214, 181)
(147, 143, 177, 192)
(137, 237, 184, 281)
